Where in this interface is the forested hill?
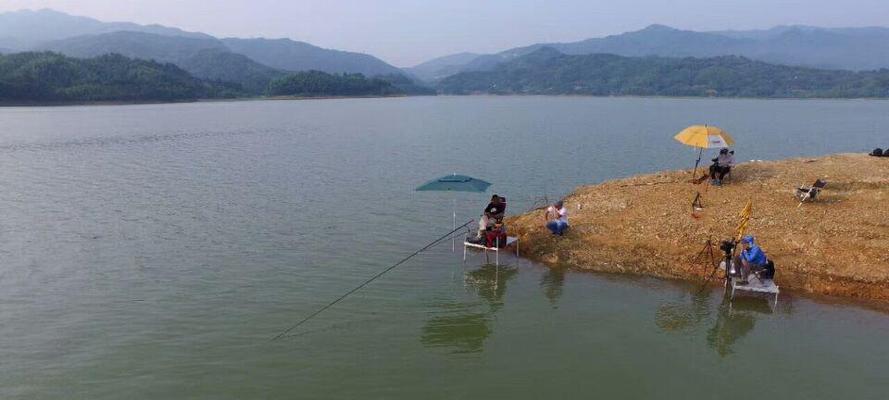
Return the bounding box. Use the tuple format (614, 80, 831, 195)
(0, 52, 230, 103)
(0, 9, 427, 96)
(438, 47, 889, 98)
(267, 71, 402, 97)
(412, 24, 889, 81)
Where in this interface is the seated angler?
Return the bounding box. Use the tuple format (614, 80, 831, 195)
(485, 195, 506, 221)
(544, 200, 569, 236)
(735, 235, 774, 284)
(473, 195, 507, 244)
(709, 148, 735, 185)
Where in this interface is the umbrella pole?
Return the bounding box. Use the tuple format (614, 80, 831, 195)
(452, 197, 457, 251)
(692, 147, 703, 179)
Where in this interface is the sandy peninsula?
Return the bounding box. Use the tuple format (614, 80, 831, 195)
(507, 153, 889, 304)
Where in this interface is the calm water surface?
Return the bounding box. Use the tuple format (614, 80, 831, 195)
(1, 97, 888, 399)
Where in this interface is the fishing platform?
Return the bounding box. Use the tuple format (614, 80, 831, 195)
(728, 275, 779, 307)
(463, 236, 519, 266)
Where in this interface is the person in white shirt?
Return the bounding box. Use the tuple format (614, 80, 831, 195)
(709, 148, 736, 185)
(475, 214, 491, 241)
(544, 200, 568, 235)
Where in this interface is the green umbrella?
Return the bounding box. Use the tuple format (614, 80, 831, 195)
(416, 174, 492, 250)
(416, 174, 492, 193)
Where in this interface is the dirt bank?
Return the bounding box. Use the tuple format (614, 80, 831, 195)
(507, 153, 889, 303)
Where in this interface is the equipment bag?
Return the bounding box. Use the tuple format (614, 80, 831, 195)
(761, 260, 776, 280)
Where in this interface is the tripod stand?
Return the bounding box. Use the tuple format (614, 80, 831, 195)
(694, 237, 721, 293)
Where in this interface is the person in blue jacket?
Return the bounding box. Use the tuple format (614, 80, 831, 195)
(736, 235, 770, 283)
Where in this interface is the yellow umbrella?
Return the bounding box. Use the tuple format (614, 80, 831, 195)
(673, 125, 735, 178)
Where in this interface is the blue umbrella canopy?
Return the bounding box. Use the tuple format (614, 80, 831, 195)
(415, 174, 491, 193)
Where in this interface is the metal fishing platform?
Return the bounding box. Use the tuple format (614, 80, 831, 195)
(463, 236, 519, 266)
(728, 275, 779, 307)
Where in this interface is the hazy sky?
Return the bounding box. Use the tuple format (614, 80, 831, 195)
(3, 0, 889, 66)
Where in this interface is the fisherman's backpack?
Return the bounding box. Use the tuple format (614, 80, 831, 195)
(761, 260, 776, 280)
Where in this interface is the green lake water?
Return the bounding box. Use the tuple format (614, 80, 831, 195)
(1, 96, 888, 399)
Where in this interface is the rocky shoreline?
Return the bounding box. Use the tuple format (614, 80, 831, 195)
(507, 153, 889, 304)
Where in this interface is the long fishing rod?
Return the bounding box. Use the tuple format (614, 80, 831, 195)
(271, 219, 476, 340)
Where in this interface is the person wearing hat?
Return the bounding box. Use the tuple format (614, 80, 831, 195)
(709, 148, 736, 186)
(736, 235, 770, 284)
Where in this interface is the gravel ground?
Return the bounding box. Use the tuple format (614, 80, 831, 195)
(508, 153, 889, 304)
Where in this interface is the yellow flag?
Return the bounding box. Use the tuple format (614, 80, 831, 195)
(736, 200, 752, 241)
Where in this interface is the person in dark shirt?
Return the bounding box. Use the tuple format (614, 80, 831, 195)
(484, 195, 506, 221)
(474, 195, 507, 242)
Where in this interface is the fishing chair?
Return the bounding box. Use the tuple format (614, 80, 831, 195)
(721, 168, 733, 182)
(796, 179, 827, 205)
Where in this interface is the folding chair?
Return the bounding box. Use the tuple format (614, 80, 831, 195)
(796, 179, 827, 206)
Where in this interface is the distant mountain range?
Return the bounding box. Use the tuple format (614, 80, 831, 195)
(221, 38, 403, 77)
(406, 52, 482, 82)
(0, 8, 211, 49)
(438, 47, 889, 98)
(3, 8, 889, 101)
(410, 24, 889, 82)
(0, 9, 421, 95)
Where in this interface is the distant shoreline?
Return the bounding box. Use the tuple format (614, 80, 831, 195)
(226, 94, 411, 102)
(433, 93, 889, 101)
(5, 93, 889, 107)
(0, 99, 199, 107)
(0, 94, 414, 108)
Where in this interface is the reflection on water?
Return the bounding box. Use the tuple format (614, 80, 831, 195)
(655, 290, 711, 332)
(656, 285, 787, 357)
(540, 267, 566, 308)
(707, 298, 756, 357)
(464, 264, 518, 313)
(420, 264, 519, 353)
(421, 303, 492, 354)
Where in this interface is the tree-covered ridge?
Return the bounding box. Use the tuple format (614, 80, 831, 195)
(0, 52, 224, 102)
(373, 73, 436, 95)
(413, 24, 889, 80)
(267, 70, 403, 97)
(0, 10, 430, 96)
(178, 48, 287, 94)
(221, 38, 404, 78)
(29, 30, 431, 96)
(438, 48, 889, 98)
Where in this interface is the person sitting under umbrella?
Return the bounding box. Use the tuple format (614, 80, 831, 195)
(485, 195, 506, 220)
(473, 195, 507, 243)
(545, 200, 569, 236)
(709, 148, 735, 185)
